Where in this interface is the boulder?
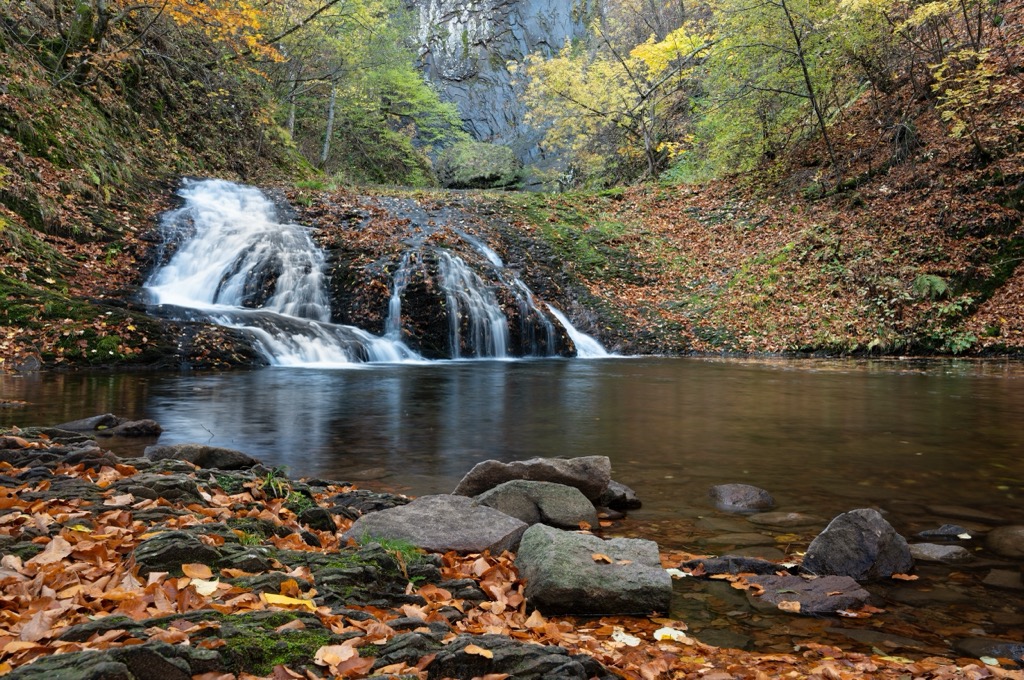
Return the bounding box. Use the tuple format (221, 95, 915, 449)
(802, 508, 913, 581)
(342, 494, 528, 554)
(746, 574, 870, 615)
(144, 443, 261, 470)
(515, 524, 671, 616)
(598, 479, 642, 511)
(708, 484, 775, 512)
(476, 480, 598, 529)
(909, 543, 974, 563)
(453, 456, 611, 502)
(984, 525, 1024, 559)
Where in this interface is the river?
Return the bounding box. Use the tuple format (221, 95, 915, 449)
(2, 356, 1023, 658)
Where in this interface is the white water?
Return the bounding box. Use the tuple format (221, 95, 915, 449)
(147, 179, 609, 364)
(146, 179, 419, 366)
(547, 305, 611, 358)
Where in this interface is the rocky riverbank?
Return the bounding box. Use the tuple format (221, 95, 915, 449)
(0, 421, 1019, 679)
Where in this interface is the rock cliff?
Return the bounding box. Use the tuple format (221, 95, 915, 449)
(407, 0, 592, 168)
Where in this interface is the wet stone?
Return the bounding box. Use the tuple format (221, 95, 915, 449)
(746, 574, 870, 615)
(909, 543, 974, 563)
(692, 628, 754, 650)
(887, 585, 972, 606)
(700, 532, 776, 547)
(747, 512, 825, 527)
(695, 517, 752, 533)
(982, 569, 1024, 591)
(680, 555, 787, 576)
(953, 637, 1024, 664)
(826, 627, 930, 652)
(917, 523, 972, 540)
(708, 484, 775, 512)
(984, 525, 1024, 559)
(726, 546, 787, 561)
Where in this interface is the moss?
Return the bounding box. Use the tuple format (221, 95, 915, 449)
(221, 612, 347, 676)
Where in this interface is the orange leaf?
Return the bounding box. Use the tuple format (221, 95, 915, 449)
(182, 563, 213, 579)
(891, 573, 918, 581)
(591, 553, 613, 564)
(26, 535, 72, 566)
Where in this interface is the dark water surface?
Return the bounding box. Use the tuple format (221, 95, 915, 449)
(2, 357, 1023, 659)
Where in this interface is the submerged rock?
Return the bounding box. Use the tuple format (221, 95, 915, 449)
(916, 523, 972, 540)
(515, 524, 671, 616)
(342, 494, 528, 554)
(747, 574, 870, 615)
(475, 479, 598, 529)
(680, 555, 788, 577)
(598, 479, 642, 511)
(747, 511, 824, 527)
(909, 543, 974, 563)
(802, 508, 913, 581)
(453, 456, 611, 502)
(984, 525, 1024, 559)
(708, 484, 775, 512)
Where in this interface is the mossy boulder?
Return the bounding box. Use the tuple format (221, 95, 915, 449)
(436, 141, 522, 190)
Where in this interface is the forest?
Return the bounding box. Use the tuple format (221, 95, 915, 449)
(0, 0, 1022, 363)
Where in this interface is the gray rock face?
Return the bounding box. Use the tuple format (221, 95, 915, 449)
(708, 483, 775, 512)
(909, 543, 974, 563)
(407, 0, 589, 166)
(476, 480, 598, 529)
(515, 524, 671, 616)
(453, 456, 611, 502)
(984, 525, 1024, 559)
(802, 508, 914, 581)
(342, 494, 528, 554)
(144, 443, 261, 470)
(747, 574, 870, 615)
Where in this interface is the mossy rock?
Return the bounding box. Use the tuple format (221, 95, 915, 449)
(436, 142, 522, 190)
(219, 611, 358, 676)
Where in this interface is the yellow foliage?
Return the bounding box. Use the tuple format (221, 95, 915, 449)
(630, 27, 713, 73)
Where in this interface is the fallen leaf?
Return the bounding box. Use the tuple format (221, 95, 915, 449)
(611, 627, 642, 647)
(653, 627, 692, 643)
(777, 600, 802, 613)
(464, 644, 494, 658)
(182, 563, 214, 579)
(591, 553, 613, 564)
(891, 573, 918, 581)
(261, 592, 316, 611)
(25, 535, 73, 566)
(191, 578, 220, 597)
(314, 643, 357, 666)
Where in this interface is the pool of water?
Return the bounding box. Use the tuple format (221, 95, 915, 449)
(3, 356, 1023, 659)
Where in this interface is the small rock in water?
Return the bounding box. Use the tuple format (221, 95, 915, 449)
(53, 413, 123, 432)
(708, 484, 775, 512)
(700, 533, 776, 547)
(680, 555, 785, 576)
(982, 569, 1024, 591)
(925, 504, 1005, 524)
(984, 525, 1024, 559)
(598, 480, 642, 510)
(802, 508, 913, 581)
(916, 523, 972, 540)
(747, 511, 825, 527)
(953, 637, 1024, 665)
(909, 543, 974, 563)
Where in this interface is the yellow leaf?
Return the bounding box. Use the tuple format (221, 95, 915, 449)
(464, 644, 494, 658)
(261, 592, 316, 611)
(591, 553, 613, 564)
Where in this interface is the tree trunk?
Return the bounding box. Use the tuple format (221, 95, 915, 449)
(320, 83, 336, 169)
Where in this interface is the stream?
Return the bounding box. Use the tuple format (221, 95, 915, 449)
(3, 357, 1023, 660)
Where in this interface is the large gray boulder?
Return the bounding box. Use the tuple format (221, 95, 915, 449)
(476, 480, 598, 529)
(144, 443, 261, 470)
(342, 495, 528, 554)
(515, 524, 671, 616)
(802, 508, 914, 581)
(453, 456, 611, 502)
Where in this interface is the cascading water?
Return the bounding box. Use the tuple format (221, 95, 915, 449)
(146, 179, 419, 366)
(147, 179, 610, 365)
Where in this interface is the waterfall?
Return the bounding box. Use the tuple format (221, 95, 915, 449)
(146, 179, 419, 366)
(147, 179, 611, 365)
(547, 305, 610, 358)
(437, 251, 510, 358)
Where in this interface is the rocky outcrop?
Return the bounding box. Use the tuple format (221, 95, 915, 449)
(407, 0, 590, 168)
